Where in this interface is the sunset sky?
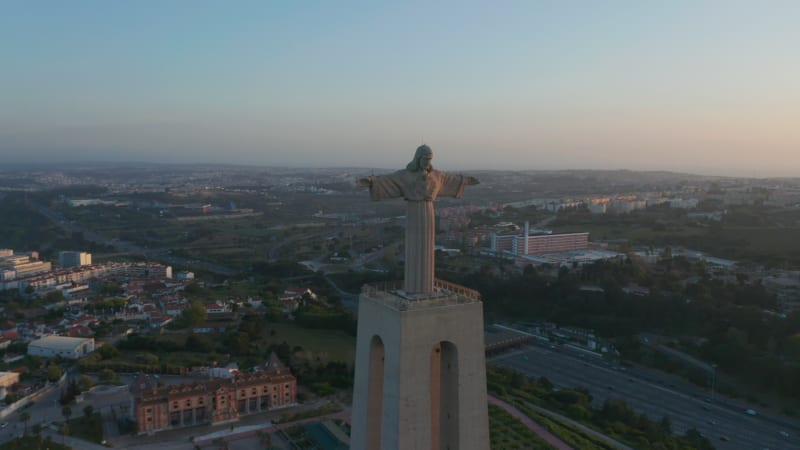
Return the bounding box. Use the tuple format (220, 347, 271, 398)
(2, 1, 798, 176)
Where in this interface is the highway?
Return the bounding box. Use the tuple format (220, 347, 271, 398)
(490, 343, 799, 450)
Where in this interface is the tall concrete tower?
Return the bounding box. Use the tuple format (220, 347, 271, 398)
(352, 146, 489, 450)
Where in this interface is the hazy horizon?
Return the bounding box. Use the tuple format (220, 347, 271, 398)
(2, 2, 799, 178)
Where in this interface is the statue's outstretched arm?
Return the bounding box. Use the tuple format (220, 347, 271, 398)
(357, 173, 404, 200)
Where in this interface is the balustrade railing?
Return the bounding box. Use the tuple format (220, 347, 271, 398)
(360, 279, 481, 310)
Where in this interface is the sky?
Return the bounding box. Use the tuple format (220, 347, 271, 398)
(1, 1, 799, 177)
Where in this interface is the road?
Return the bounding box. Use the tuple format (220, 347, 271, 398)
(490, 343, 799, 450)
(0, 383, 66, 444)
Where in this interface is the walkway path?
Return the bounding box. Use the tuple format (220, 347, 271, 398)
(521, 400, 636, 450)
(488, 395, 574, 450)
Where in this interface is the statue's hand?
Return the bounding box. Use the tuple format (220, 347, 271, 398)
(464, 176, 480, 185)
(356, 177, 372, 187)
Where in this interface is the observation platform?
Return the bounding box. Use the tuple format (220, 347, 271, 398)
(360, 278, 481, 311)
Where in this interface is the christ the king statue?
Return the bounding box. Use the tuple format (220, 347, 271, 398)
(357, 145, 479, 294)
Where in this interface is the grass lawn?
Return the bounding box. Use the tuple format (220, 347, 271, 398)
(0, 435, 70, 450)
(65, 413, 104, 444)
(262, 323, 356, 364)
(489, 404, 556, 450)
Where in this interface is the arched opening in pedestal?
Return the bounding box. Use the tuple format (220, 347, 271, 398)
(366, 334, 385, 449)
(430, 340, 459, 450)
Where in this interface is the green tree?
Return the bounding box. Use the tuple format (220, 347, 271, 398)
(61, 405, 72, 444)
(100, 368, 117, 382)
(185, 334, 214, 353)
(47, 364, 63, 382)
(96, 344, 121, 360)
(43, 290, 65, 303)
(78, 374, 93, 392)
(20, 411, 30, 436)
(179, 300, 208, 326)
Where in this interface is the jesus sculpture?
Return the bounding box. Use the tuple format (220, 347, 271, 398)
(357, 145, 479, 294)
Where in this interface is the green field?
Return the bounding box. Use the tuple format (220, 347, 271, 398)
(263, 323, 356, 364)
(553, 220, 800, 266)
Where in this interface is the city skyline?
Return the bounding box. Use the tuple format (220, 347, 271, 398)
(2, 1, 799, 177)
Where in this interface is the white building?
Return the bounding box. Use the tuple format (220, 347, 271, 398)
(27, 336, 95, 359)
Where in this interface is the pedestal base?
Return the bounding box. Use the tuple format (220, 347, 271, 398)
(350, 281, 490, 450)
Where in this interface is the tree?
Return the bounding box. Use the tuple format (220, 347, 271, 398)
(659, 415, 672, 435)
(96, 344, 121, 360)
(20, 411, 30, 436)
(43, 290, 65, 303)
(83, 404, 94, 419)
(32, 422, 44, 450)
(47, 364, 63, 382)
(61, 405, 72, 444)
(100, 368, 117, 382)
(185, 334, 214, 353)
(78, 374, 94, 392)
(179, 300, 208, 327)
(62, 405, 72, 422)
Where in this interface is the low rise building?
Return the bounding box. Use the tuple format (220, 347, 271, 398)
(27, 335, 95, 359)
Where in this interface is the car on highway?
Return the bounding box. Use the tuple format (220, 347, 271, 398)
(779, 431, 790, 437)
(745, 408, 758, 416)
(0, 422, 7, 428)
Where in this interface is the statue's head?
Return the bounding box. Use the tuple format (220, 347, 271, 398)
(407, 145, 433, 172)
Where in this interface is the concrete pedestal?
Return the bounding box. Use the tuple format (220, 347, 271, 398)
(350, 280, 490, 450)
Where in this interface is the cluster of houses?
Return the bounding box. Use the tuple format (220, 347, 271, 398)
(0, 266, 311, 436)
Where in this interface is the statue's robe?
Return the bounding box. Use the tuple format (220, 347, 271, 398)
(367, 169, 471, 294)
